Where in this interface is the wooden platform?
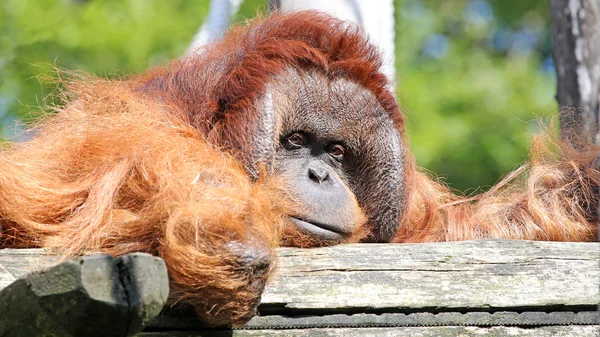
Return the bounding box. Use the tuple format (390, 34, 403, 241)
(1, 239, 599, 336)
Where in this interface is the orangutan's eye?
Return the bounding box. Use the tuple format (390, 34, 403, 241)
(328, 144, 345, 160)
(286, 133, 306, 148)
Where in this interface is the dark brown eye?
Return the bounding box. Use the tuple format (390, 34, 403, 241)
(287, 133, 306, 147)
(328, 144, 345, 158)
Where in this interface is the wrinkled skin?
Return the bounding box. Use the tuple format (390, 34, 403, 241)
(0, 12, 408, 327)
(252, 68, 406, 246)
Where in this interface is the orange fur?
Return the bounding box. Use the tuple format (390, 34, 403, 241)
(0, 79, 286, 325)
(0, 11, 599, 327)
(395, 132, 599, 242)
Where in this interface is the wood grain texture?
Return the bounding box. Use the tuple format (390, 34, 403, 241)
(0, 248, 60, 290)
(261, 239, 600, 313)
(0, 239, 598, 336)
(138, 326, 600, 337)
(0, 253, 168, 337)
(1, 240, 599, 313)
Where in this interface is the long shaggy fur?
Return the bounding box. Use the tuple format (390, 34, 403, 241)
(141, 11, 403, 162)
(0, 78, 285, 325)
(396, 131, 599, 242)
(0, 11, 598, 326)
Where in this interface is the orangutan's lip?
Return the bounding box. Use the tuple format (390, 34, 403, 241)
(289, 217, 349, 241)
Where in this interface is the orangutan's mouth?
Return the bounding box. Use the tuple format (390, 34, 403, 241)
(289, 217, 349, 241)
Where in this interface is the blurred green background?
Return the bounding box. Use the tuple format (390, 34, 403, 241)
(0, 0, 557, 192)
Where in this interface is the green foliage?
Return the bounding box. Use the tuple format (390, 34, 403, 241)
(0, 0, 558, 191)
(0, 0, 209, 124)
(395, 0, 557, 191)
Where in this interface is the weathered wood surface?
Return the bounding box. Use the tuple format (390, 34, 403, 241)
(0, 252, 168, 337)
(139, 326, 600, 337)
(0, 248, 61, 289)
(1, 240, 599, 336)
(2, 240, 598, 311)
(258, 239, 599, 312)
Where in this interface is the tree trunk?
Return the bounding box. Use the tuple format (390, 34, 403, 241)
(550, 0, 600, 143)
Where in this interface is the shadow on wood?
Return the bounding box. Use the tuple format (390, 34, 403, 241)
(0, 252, 168, 337)
(0, 240, 598, 336)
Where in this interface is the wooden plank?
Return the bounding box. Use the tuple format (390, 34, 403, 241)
(1, 240, 599, 313)
(0, 248, 60, 290)
(261, 239, 600, 313)
(0, 253, 168, 337)
(148, 311, 599, 332)
(139, 326, 600, 337)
